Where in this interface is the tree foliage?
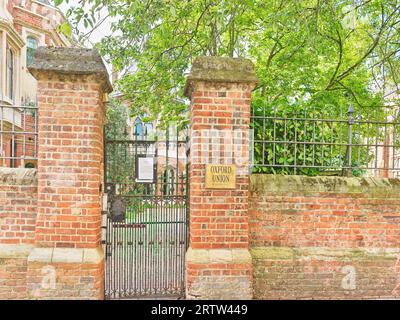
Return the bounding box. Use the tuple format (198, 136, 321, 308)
(58, 0, 400, 175)
(58, 0, 400, 122)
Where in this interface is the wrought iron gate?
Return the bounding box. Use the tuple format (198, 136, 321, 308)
(103, 131, 189, 299)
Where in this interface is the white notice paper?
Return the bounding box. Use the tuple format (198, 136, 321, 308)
(137, 157, 154, 182)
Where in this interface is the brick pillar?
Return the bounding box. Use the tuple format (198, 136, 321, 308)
(26, 47, 112, 299)
(184, 57, 258, 299)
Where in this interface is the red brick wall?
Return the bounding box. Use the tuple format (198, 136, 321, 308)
(26, 260, 104, 300)
(34, 73, 105, 249)
(189, 81, 252, 250)
(249, 174, 400, 299)
(12, 8, 43, 30)
(23, 47, 109, 300)
(186, 81, 255, 299)
(0, 256, 29, 299)
(184, 56, 258, 299)
(0, 168, 37, 299)
(0, 168, 37, 244)
(0, 47, 109, 300)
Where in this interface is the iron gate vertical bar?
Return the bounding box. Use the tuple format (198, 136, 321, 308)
(184, 134, 189, 295)
(347, 104, 354, 177)
(103, 125, 107, 299)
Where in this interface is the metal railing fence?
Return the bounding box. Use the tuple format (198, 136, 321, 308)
(251, 103, 400, 177)
(0, 103, 38, 168)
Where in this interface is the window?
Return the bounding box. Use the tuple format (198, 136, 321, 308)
(7, 48, 14, 100)
(145, 123, 153, 136)
(26, 36, 38, 66)
(134, 117, 143, 136)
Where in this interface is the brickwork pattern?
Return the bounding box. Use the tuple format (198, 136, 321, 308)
(252, 248, 400, 300)
(0, 47, 109, 300)
(27, 260, 104, 300)
(189, 81, 252, 249)
(186, 261, 252, 299)
(34, 73, 105, 249)
(250, 174, 400, 299)
(185, 56, 258, 300)
(0, 169, 37, 245)
(0, 256, 29, 299)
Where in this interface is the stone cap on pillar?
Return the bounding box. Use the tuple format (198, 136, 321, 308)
(28, 47, 113, 93)
(184, 56, 258, 97)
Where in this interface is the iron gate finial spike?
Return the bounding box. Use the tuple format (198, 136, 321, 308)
(347, 102, 355, 115)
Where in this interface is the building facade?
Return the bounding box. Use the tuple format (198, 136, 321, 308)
(0, 0, 73, 168)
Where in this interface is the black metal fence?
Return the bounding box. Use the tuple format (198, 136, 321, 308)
(251, 104, 400, 177)
(0, 103, 38, 168)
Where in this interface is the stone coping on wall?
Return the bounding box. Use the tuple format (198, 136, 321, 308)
(28, 47, 113, 93)
(0, 245, 104, 263)
(250, 174, 400, 195)
(27, 247, 104, 264)
(0, 244, 34, 258)
(0, 168, 37, 185)
(251, 247, 400, 261)
(184, 56, 258, 97)
(186, 248, 252, 264)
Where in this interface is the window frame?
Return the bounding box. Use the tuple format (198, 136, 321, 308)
(7, 47, 14, 100)
(26, 35, 38, 66)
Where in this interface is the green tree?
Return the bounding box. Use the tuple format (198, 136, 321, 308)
(105, 98, 129, 140)
(58, 0, 399, 117)
(58, 0, 400, 174)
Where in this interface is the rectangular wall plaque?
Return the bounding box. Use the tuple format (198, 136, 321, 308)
(205, 164, 236, 189)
